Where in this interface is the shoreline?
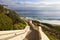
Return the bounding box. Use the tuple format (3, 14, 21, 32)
(25, 17, 60, 25)
(38, 20, 60, 25)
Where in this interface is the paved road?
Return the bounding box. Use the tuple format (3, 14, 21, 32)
(23, 21, 41, 40)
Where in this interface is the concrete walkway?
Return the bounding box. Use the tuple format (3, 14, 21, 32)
(23, 21, 41, 40)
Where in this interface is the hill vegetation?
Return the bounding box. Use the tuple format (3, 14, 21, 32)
(41, 23, 60, 40)
(0, 5, 26, 30)
(32, 20, 60, 40)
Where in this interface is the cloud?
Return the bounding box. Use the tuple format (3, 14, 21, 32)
(1, 0, 60, 19)
(1, 0, 60, 11)
(0, 0, 20, 6)
(3, 0, 60, 18)
(13, 2, 60, 8)
(0, 0, 60, 8)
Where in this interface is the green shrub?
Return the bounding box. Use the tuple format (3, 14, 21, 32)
(0, 14, 13, 30)
(45, 31, 57, 40)
(14, 23, 26, 30)
(0, 4, 26, 30)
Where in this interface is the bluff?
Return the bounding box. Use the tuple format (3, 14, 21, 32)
(0, 5, 26, 30)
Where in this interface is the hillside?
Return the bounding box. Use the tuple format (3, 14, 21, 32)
(32, 20, 60, 40)
(0, 5, 26, 30)
(41, 23, 60, 40)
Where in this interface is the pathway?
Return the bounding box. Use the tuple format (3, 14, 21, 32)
(23, 21, 41, 40)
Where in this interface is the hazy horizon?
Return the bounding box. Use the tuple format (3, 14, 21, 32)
(0, 0, 60, 20)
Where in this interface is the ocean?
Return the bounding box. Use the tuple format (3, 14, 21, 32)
(6, 7, 60, 25)
(14, 10, 60, 25)
(14, 10, 60, 20)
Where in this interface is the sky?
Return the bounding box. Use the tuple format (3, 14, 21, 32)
(0, 0, 60, 19)
(0, 0, 60, 11)
(0, 0, 60, 6)
(0, 0, 60, 8)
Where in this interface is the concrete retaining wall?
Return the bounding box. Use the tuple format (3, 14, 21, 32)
(39, 27, 49, 40)
(0, 26, 30, 40)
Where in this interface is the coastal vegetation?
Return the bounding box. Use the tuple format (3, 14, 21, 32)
(42, 26, 58, 40)
(32, 20, 40, 26)
(32, 20, 60, 40)
(41, 23, 60, 40)
(0, 5, 26, 30)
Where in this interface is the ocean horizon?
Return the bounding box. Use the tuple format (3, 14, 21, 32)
(14, 10, 60, 20)
(5, 7, 60, 25)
